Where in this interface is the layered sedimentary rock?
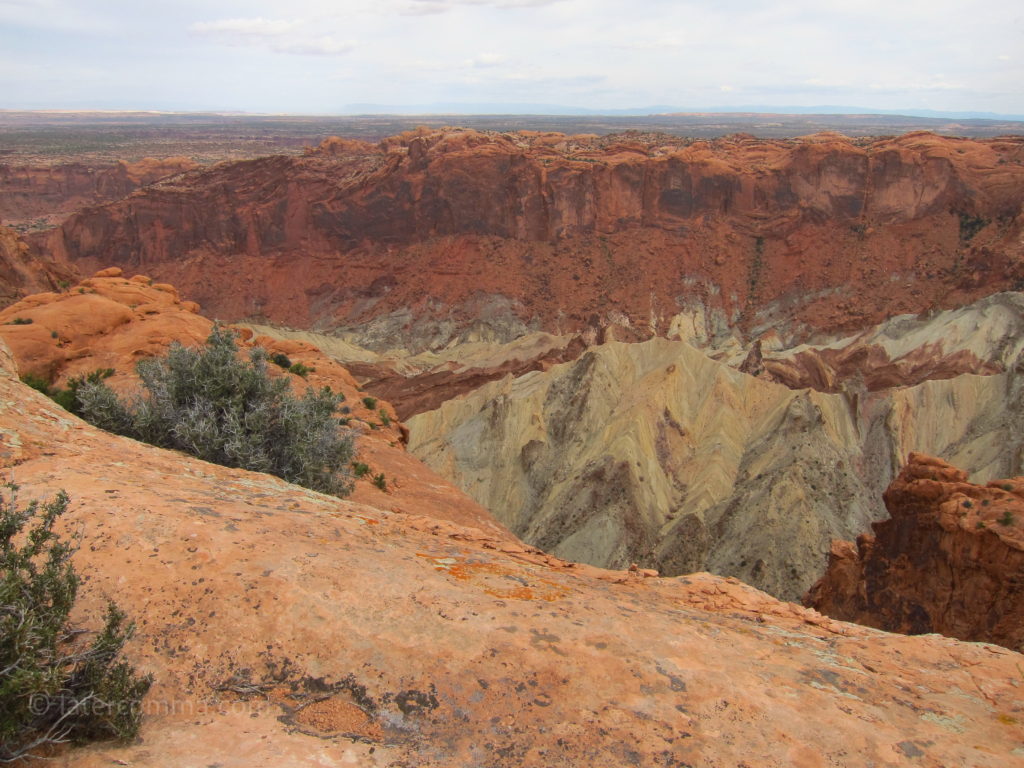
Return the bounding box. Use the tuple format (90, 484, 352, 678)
(0, 272, 505, 535)
(0, 157, 197, 229)
(806, 453, 1024, 651)
(407, 313, 1024, 600)
(34, 129, 1024, 350)
(0, 225, 72, 305)
(761, 292, 1024, 392)
(3, 338, 1024, 767)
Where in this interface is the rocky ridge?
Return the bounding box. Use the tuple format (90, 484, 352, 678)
(2, 318, 1024, 766)
(806, 452, 1024, 652)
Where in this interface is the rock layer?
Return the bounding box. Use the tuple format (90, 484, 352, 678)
(806, 452, 1024, 651)
(34, 129, 1024, 351)
(0, 225, 72, 305)
(0, 157, 197, 230)
(3, 338, 1024, 766)
(407, 309, 1024, 601)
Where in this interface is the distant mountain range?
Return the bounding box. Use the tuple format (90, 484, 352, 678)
(342, 103, 1024, 121)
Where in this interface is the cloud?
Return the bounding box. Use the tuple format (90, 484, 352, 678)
(463, 53, 507, 68)
(190, 17, 300, 37)
(189, 16, 353, 56)
(400, 0, 566, 15)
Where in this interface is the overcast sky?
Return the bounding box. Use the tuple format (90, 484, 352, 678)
(1, 0, 1021, 115)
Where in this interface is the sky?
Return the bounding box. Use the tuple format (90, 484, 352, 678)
(0, 0, 1021, 115)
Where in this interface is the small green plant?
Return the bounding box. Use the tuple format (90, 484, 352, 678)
(19, 373, 53, 396)
(1000, 510, 1015, 527)
(50, 330, 59, 339)
(7, 317, 32, 326)
(378, 408, 391, 427)
(0, 484, 152, 761)
(23, 369, 115, 417)
(958, 211, 988, 242)
(362, 396, 377, 410)
(1002, 483, 1014, 492)
(962, 499, 973, 509)
(75, 325, 354, 496)
(270, 352, 292, 369)
(372, 473, 387, 491)
(288, 362, 310, 378)
(52, 369, 115, 415)
(351, 462, 370, 478)
(977, 521, 987, 529)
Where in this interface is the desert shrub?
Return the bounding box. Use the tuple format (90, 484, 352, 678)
(372, 473, 387, 491)
(361, 396, 377, 410)
(269, 353, 292, 369)
(76, 325, 355, 497)
(23, 369, 115, 418)
(19, 373, 52, 396)
(288, 362, 310, 378)
(0, 484, 151, 761)
(378, 408, 391, 427)
(999, 510, 1015, 527)
(53, 369, 115, 416)
(7, 318, 32, 326)
(351, 462, 370, 478)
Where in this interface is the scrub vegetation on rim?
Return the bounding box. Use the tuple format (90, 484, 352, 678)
(75, 324, 356, 497)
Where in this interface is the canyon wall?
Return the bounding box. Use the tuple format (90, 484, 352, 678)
(0, 157, 197, 229)
(34, 130, 1024, 351)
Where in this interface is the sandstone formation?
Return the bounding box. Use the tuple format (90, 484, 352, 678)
(0, 271, 506, 536)
(248, 323, 591, 420)
(0, 225, 73, 305)
(406, 299, 1024, 601)
(34, 129, 1024, 351)
(806, 453, 1024, 652)
(3, 339, 1024, 767)
(761, 291, 1024, 392)
(0, 157, 197, 231)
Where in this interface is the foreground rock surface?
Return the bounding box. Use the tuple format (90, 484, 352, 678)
(807, 452, 1024, 652)
(3, 340, 1024, 767)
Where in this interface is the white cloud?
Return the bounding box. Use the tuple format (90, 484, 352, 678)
(189, 17, 301, 37)
(189, 16, 353, 56)
(401, 0, 566, 14)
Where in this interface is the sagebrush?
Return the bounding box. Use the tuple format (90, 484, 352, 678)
(76, 325, 355, 496)
(0, 484, 152, 761)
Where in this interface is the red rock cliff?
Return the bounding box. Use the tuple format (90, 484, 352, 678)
(805, 452, 1024, 650)
(34, 130, 1024, 348)
(0, 157, 197, 228)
